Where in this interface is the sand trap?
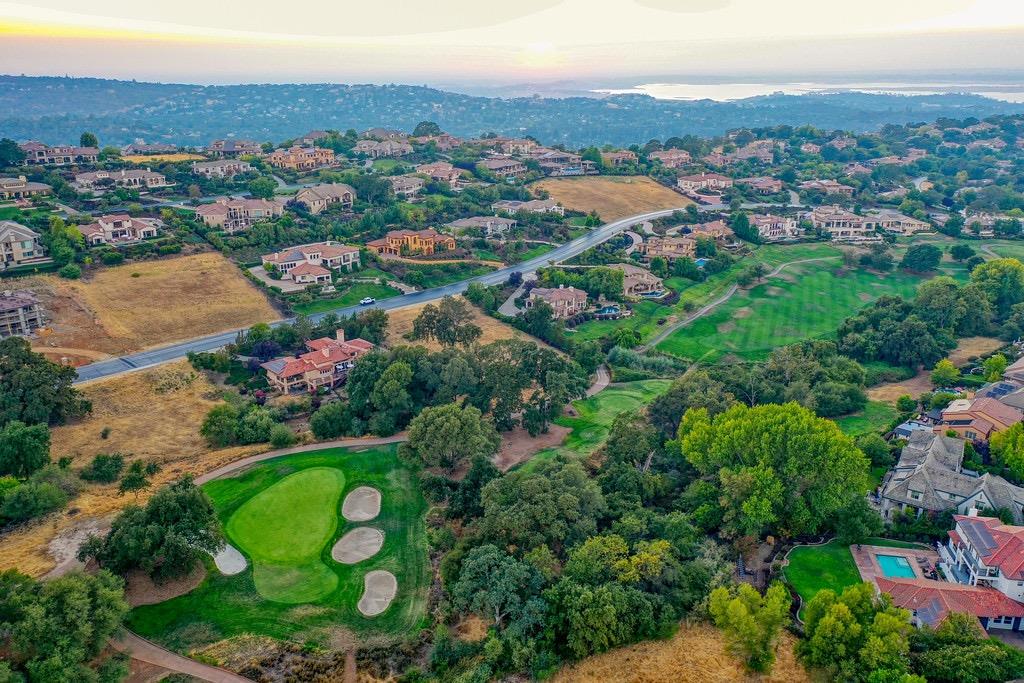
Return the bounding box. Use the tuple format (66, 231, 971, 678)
(358, 570, 397, 617)
(331, 527, 385, 565)
(213, 543, 247, 575)
(342, 486, 381, 522)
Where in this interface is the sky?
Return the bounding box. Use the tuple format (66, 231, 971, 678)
(1, 0, 1023, 87)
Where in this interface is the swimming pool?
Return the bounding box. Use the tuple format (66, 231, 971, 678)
(876, 554, 916, 578)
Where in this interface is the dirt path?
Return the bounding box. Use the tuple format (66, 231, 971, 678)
(111, 632, 251, 683)
(641, 255, 840, 350)
(31, 345, 113, 361)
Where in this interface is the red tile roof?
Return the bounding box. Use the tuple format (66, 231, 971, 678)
(878, 576, 1024, 625)
(954, 515, 1024, 580)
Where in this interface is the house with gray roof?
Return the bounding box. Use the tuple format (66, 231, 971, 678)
(880, 431, 1024, 523)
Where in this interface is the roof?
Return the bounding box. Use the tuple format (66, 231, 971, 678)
(943, 397, 1023, 431)
(288, 262, 331, 277)
(261, 334, 374, 378)
(530, 286, 587, 303)
(296, 183, 356, 203)
(877, 576, 1024, 627)
(0, 290, 39, 313)
(263, 241, 359, 265)
(0, 220, 40, 240)
(955, 515, 1024, 580)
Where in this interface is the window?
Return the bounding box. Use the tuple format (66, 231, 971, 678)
(909, 490, 922, 501)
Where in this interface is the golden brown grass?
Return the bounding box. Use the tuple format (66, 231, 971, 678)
(31, 252, 279, 355)
(122, 153, 206, 163)
(867, 336, 1005, 404)
(534, 176, 691, 221)
(0, 361, 261, 577)
(948, 336, 1004, 365)
(553, 624, 812, 683)
(385, 298, 550, 351)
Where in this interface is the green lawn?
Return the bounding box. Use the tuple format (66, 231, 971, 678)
(293, 283, 401, 315)
(127, 445, 429, 650)
(655, 259, 936, 362)
(521, 380, 671, 472)
(403, 262, 496, 288)
(515, 244, 556, 262)
(833, 400, 899, 437)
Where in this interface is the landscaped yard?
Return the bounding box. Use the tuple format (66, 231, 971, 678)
(533, 176, 691, 221)
(293, 282, 402, 315)
(833, 400, 899, 436)
(128, 445, 429, 650)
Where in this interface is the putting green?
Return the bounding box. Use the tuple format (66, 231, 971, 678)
(226, 467, 346, 602)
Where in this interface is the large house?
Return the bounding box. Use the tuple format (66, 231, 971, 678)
(610, 263, 663, 297)
(266, 146, 335, 171)
(0, 290, 44, 338)
(261, 241, 360, 286)
(410, 134, 461, 151)
(0, 176, 51, 200)
(687, 220, 735, 243)
(879, 431, 1024, 523)
(360, 128, 407, 141)
(677, 172, 733, 192)
(191, 160, 252, 178)
(751, 214, 800, 241)
(415, 162, 462, 184)
(737, 176, 783, 194)
(638, 235, 697, 261)
(367, 229, 455, 256)
(866, 210, 932, 235)
(121, 142, 177, 155)
(491, 198, 564, 216)
(388, 175, 425, 197)
(76, 215, 161, 245)
(601, 150, 638, 167)
(937, 397, 1023, 443)
(74, 169, 171, 192)
(648, 148, 692, 168)
(261, 330, 374, 393)
(445, 216, 517, 238)
(206, 139, 262, 157)
(353, 140, 413, 158)
(526, 285, 588, 319)
(878, 575, 1024, 633)
(496, 138, 537, 155)
(807, 206, 879, 242)
(294, 183, 356, 215)
(798, 179, 856, 196)
(194, 197, 285, 233)
(296, 130, 329, 146)
(0, 221, 47, 270)
(19, 141, 99, 166)
(478, 158, 527, 181)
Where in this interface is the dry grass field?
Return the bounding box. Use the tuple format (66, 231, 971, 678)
(553, 624, 812, 683)
(0, 362, 261, 577)
(533, 176, 692, 221)
(122, 153, 206, 163)
(26, 253, 279, 356)
(385, 298, 552, 351)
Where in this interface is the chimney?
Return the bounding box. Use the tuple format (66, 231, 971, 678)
(968, 508, 979, 517)
(335, 329, 346, 342)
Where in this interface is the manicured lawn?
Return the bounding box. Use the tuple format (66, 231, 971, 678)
(473, 248, 503, 262)
(834, 400, 899, 437)
(127, 445, 429, 650)
(293, 283, 401, 315)
(521, 380, 671, 471)
(513, 243, 555, 262)
(403, 262, 496, 288)
(655, 259, 935, 362)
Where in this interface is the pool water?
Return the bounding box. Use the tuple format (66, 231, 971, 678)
(877, 554, 916, 578)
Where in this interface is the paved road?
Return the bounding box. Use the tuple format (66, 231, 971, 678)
(74, 207, 689, 383)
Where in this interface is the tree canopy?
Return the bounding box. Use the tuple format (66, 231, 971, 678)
(0, 338, 91, 428)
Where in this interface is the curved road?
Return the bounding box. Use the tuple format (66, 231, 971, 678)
(74, 207, 689, 383)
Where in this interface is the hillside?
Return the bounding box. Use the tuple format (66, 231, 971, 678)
(1, 75, 1021, 147)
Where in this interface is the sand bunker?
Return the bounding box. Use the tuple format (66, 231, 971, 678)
(357, 570, 397, 617)
(342, 486, 381, 522)
(212, 543, 247, 575)
(331, 527, 385, 565)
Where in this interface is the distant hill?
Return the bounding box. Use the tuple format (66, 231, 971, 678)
(2, 75, 1022, 147)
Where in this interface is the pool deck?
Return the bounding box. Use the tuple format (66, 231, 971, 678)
(853, 544, 940, 584)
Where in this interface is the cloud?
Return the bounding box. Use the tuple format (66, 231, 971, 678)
(632, 0, 731, 13)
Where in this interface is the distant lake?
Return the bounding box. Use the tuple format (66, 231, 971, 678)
(592, 82, 1024, 103)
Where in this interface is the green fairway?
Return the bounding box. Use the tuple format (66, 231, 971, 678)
(228, 467, 345, 602)
(833, 400, 899, 437)
(522, 380, 671, 471)
(293, 283, 401, 315)
(655, 259, 935, 362)
(127, 445, 429, 650)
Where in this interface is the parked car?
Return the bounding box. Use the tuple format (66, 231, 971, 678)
(359, 297, 375, 305)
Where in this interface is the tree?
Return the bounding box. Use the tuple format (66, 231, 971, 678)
(405, 403, 500, 471)
(834, 496, 884, 544)
(900, 244, 942, 272)
(79, 452, 125, 484)
(971, 258, 1024, 319)
(450, 544, 544, 630)
(369, 361, 414, 434)
(0, 569, 127, 682)
(983, 353, 1008, 382)
(709, 582, 790, 673)
(990, 423, 1024, 483)
(412, 121, 442, 137)
(0, 338, 90, 428)
(118, 459, 156, 498)
(896, 394, 917, 412)
(911, 612, 1024, 683)
(546, 578, 662, 658)
(930, 359, 961, 387)
(0, 138, 26, 166)
(80, 476, 223, 581)
(248, 176, 277, 199)
(0, 421, 50, 479)
(679, 402, 870, 538)
(309, 400, 353, 439)
(647, 370, 735, 436)
(200, 403, 240, 447)
(411, 296, 482, 347)
(79, 131, 99, 148)
(950, 244, 975, 262)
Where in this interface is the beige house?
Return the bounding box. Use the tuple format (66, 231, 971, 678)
(389, 175, 425, 197)
(807, 206, 878, 242)
(74, 168, 172, 191)
(478, 158, 527, 180)
(0, 290, 44, 338)
(261, 330, 374, 393)
(122, 142, 177, 155)
(688, 219, 735, 242)
(601, 150, 638, 166)
(648, 148, 691, 168)
(353, 140, 413, 158)
(206, 139, 262, 157)
(76, 214, 160, 245)
(410, 134, 461, 151)
(677, 172, 733, 192)
(367, 229, 455, 256)
(191, 160, 252, 178)
(750, 214, 799, 241)
(938, 398, 1023, 444)
(194, 197, 285, 233)
(865, 210, 932, 235)
(527, 285, 588, 319)
(360, 128, 408, 141)
(610, 263, 663, 297)
(294, 183, 356, 214)
(738, 176, 783, 194)
(0, 221, 47, 270)
(491, 198, 564, 216)
(0, 176, 51, 200)
(19, 141, 99, 166)
(639, 235, 697, 261)
(415, 162, 462, 184)
(497, 138, 537, 155)
(266, 146, 335, 171)
(798, 179, 855, 196)
(446, 215, 518, 238)
(262, 241, 360, 286)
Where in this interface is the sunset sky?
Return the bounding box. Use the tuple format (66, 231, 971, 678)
(1, 0, 1023, 85)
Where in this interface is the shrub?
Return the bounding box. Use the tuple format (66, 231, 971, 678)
(80, 453, 125, 483)
(58, 263, 82, 279)
(100, 251, 124, 266)
(1, 481, 67, 522)
(269, 423, 297, 448)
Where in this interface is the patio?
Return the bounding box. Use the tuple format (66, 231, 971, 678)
(853, 544, 942, 585)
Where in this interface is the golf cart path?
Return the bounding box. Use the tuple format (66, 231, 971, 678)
(586, 364, 610, 396)
(111, 631, 251, 683)
(642, 255, 840, 350)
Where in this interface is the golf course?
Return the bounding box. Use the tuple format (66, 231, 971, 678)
(127, 444, 429, 651)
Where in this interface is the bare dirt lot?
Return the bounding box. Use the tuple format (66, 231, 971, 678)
(533, 176, 692, 221)
(0, 361, 261, 577)
(553, 624, 809, 683)
(25, 252, 279, 356)
(867, 336, 1005, 404)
